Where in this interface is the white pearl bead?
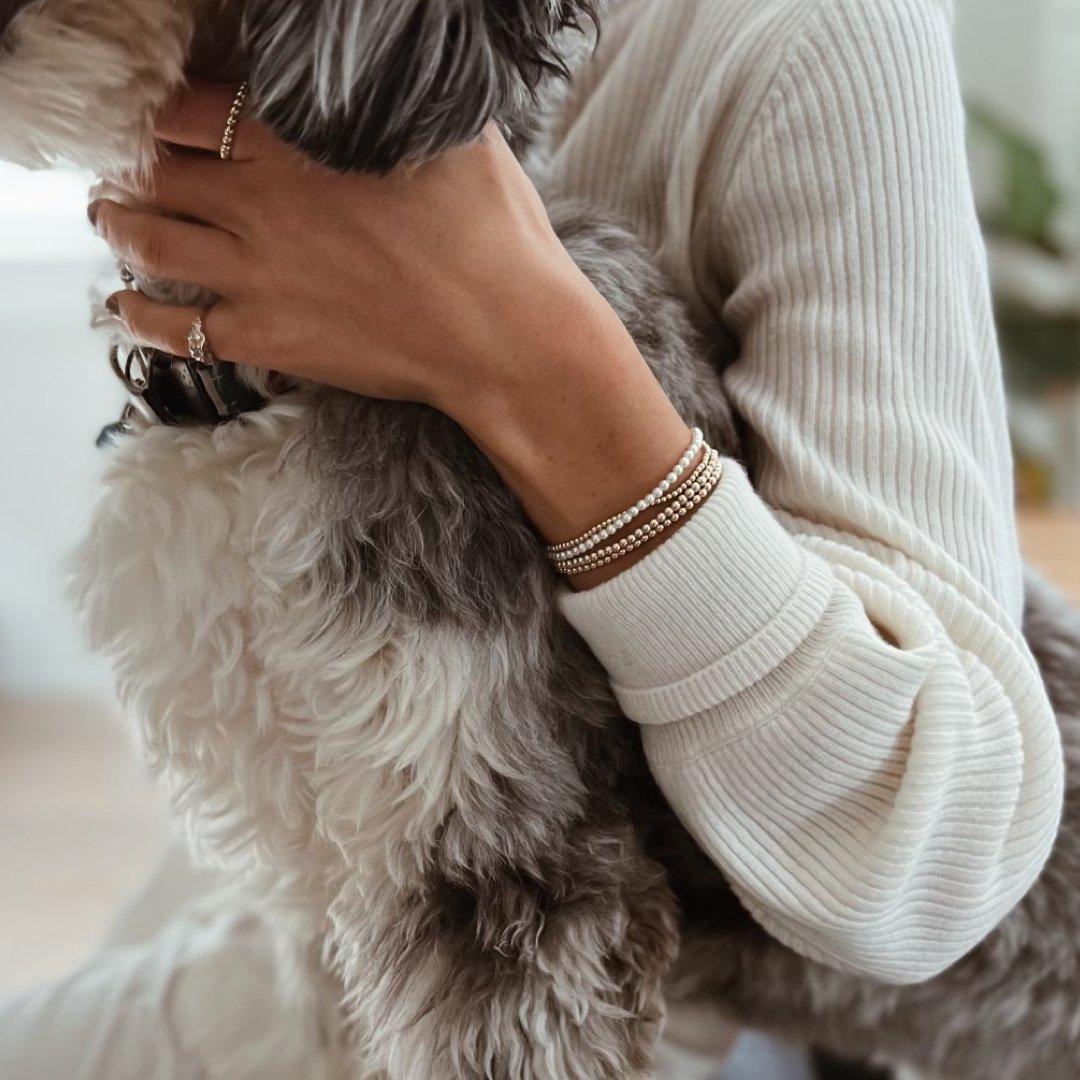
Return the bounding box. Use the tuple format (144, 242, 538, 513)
(549, 431, 717, 574)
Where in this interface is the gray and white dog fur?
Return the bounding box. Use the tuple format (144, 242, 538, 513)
(2, 2, 717, 1075)
(2, 1, 1080, 1077)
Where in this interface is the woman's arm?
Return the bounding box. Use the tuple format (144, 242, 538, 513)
(551, 0, 1063, 982)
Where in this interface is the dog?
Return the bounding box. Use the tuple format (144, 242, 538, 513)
(3, 2, 1080, 1078)
(2, 1, 733, 1075)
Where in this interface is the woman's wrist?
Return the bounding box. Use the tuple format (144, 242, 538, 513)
(451, 274, 702, 588)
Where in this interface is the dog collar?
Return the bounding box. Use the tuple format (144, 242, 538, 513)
(98, 343, 266, 444)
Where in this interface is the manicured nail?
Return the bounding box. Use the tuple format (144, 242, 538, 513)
(105, 295, 120, 316)
(87, 200, 102, 228)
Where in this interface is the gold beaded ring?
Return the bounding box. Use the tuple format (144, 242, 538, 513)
(219, 82, 249, 161)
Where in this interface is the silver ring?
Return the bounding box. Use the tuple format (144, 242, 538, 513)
(219, 82, 249, 161)
(187, 312, 214, 366)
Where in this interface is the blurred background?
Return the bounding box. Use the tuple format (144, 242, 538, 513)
(0, 0, 1077, 1075)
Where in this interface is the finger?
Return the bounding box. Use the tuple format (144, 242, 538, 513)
(91, 199, 242, 293)
(106, 292, 240, 363)
(155, 81, 274, 162)
(103, 149, 250, 234)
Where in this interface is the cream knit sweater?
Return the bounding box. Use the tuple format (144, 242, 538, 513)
(549, 0, 1064, 984)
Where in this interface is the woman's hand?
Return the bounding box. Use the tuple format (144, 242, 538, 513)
(92, 82, 697, 585)
(93, 84, 584, 409)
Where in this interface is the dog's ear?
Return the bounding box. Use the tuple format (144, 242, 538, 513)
(242, 0, 599, 173)
(0, 0, 192, 172)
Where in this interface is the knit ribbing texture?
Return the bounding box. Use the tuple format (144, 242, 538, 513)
(550, 0, 1064, 984)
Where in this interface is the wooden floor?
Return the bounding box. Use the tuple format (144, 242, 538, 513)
(0, 698, 169, 996)
(1017, 509, 1080, 602)
(1, 513, 1077, 999)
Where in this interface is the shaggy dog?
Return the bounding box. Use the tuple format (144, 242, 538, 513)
(1, 2, 724, 1076)
(1, 2, 1079, 1077)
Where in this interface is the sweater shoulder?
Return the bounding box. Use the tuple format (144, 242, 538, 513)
(657, 0, 956, 94)
(677, 0, 961, 201)
(673, 0, 954, 36)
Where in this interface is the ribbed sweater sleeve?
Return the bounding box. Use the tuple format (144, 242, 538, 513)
(555, 0, 1064, 983)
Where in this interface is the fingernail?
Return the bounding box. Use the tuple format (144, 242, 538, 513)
(105, 295, 120, 316)
(88, 200, 102, 228)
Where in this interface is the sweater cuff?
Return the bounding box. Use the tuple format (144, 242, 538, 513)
(556, 459, 835, 725)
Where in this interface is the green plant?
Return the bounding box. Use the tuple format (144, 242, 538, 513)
(967, 102, 1063, 256)
(966, 101, 1078, 394)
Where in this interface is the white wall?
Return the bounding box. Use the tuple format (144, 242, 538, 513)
(0, 166, 122, 698)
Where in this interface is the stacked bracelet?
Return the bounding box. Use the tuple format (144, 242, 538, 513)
(546, 430, 723, 577)
(551, 450, 722, 576)
(547, 428, 704, 561)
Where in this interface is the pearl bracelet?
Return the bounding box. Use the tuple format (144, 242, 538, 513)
(552, 450, 723, 576)
(651, 446, 714, 506)
(550, 445, 714, 562)
(546, 427, 704, 560)
(552, 440, 721, 565)
(550, 447, 721, 567)
(557, 465, 721, 576)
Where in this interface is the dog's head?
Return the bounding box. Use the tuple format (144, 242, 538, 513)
(0, 0, 597, 174)
(243, 0, 600, 172)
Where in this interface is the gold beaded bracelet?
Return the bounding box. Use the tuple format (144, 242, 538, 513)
(550, 447, 721, 567)
(553, 452, 723, 576)
(551, 447, 722, 568)
(558, 467, 722, 576)
(546, 427, 705, 559)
